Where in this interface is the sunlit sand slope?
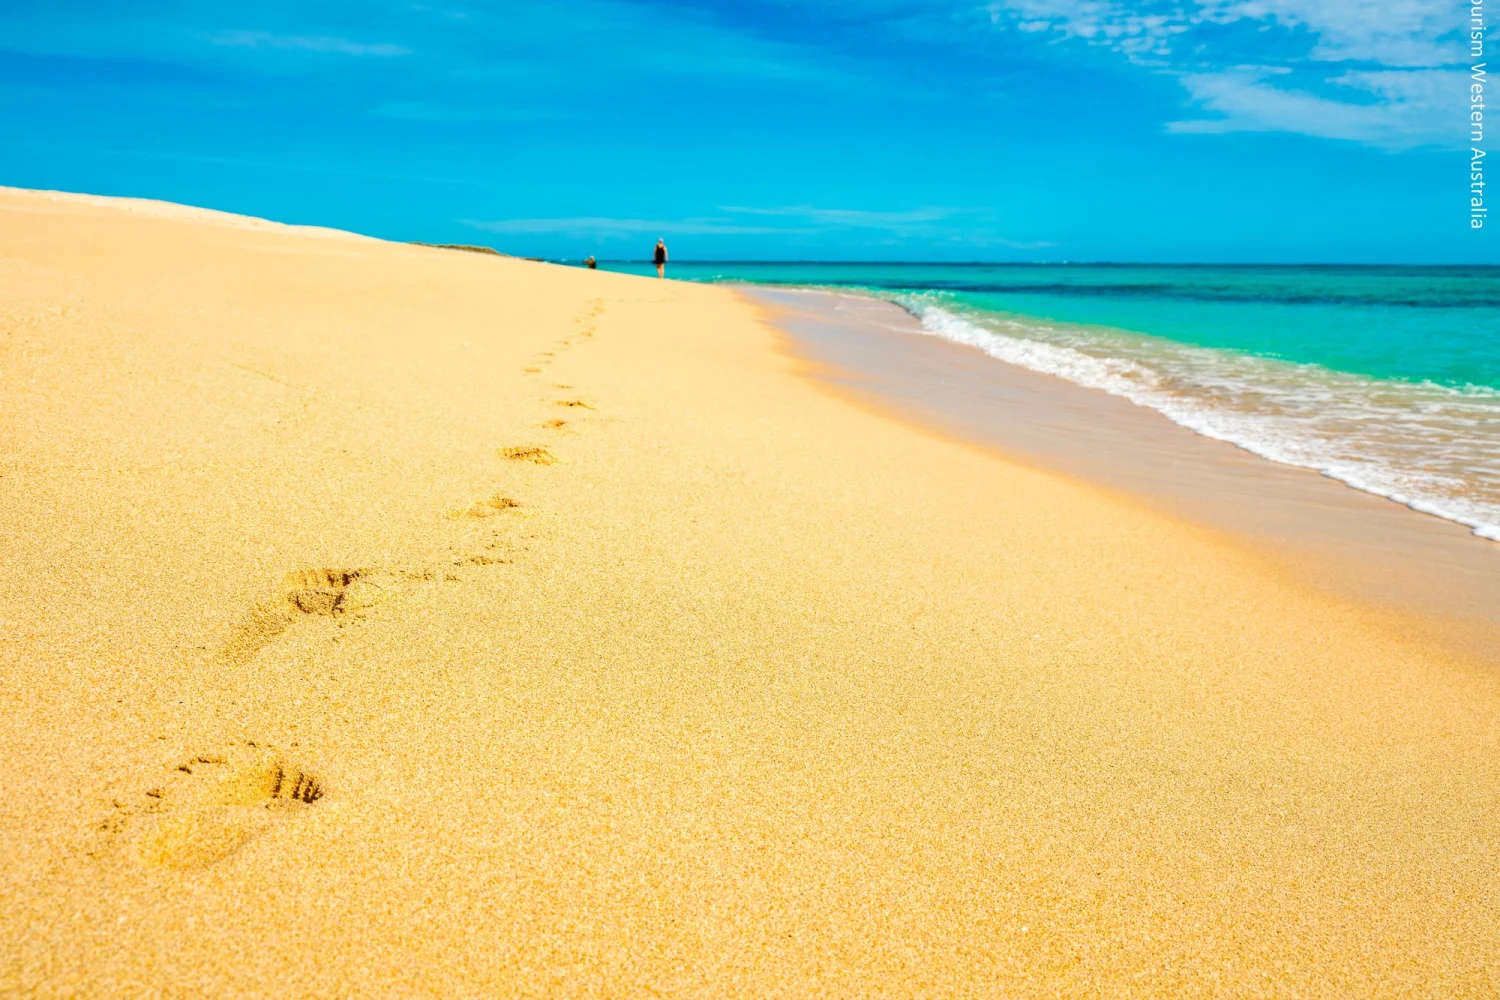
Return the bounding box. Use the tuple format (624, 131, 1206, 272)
(1, 188, 1496, 998)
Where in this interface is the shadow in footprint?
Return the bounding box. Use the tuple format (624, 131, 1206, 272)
(220, 568, 404, 666)
(284, 568, 364, 615)
(500, 446, 557, 465)
(133, 746, 325, 869)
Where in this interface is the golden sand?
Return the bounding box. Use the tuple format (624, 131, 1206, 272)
(1, 187, 1497, 997)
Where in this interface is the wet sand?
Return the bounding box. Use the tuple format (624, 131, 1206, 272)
(749, 287, 1500, 667)
(3, 188, 1499, 997)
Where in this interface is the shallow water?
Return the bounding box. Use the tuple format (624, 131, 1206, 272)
(599, 262, 1500, 540)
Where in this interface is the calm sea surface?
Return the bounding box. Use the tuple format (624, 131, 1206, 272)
(593, 262, 1500, 540)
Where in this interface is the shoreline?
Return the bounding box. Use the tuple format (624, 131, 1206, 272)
(747, 286, 1500, 668)
(731, 279, 1500, 543)
(5, 188, 1500, 995)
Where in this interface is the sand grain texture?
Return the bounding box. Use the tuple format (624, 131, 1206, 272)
(1, 187, 1497, 997)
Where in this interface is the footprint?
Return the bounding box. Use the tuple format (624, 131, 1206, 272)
(451, 495, 520, 519)
(552, 399, 593, 409)
(500, 446, 557, 465)
(130, 746, 325, 869)
(522, 367, 541, 374)
(283, 568, 366, 615)
(542, 419, 566, 429)
(451, 529, 531, 567)
(220, 568, 405, 665)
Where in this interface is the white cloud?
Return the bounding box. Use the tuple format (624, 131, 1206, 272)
(211, 30, 410, 57)
(989, 0, 1459, 67)
(986, 1, 1190, 63)
(1195, 0, 1458, 66)
(464, 217, 788, 236)
(721, 205, 959, 226)
(985, 0, 1465, 146)
(1167, 66, 1465, 147)
(719, 205, 1053, 246)
(465, 206, 1053, 247)
(717, 202, 1050, 242)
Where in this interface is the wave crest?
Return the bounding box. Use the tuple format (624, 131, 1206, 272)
(903, 300, 1500, 542)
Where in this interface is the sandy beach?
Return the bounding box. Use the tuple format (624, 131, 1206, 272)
(755, 288, 1500, 666)
(3, 187, 1499, 997)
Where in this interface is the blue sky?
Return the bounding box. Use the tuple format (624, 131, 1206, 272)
(0, 0, 1483, 262)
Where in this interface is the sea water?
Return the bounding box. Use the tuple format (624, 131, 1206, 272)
(594, 262, 1500, 541)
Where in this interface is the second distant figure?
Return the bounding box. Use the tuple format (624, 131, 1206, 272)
(654, 239, 668, 279)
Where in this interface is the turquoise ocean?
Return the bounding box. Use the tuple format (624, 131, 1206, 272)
(594, 263, 1500, 541)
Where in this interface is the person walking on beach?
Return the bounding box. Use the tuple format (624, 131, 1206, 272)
(583, 255, 597, 269)
(653, 239, 668, 279)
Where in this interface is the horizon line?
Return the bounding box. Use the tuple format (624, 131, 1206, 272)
(545, 259, 1500, 269)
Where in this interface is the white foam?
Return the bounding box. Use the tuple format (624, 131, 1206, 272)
(904, 301, 1500, 542)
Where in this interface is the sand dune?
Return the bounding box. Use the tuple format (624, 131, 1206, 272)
(2, 187, 1497, 997)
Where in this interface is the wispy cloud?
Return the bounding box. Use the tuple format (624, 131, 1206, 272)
(464, 206, 1051, 248)
(722, 205, 959, 226)
(464, 216, 788, 237)
(720, 205, 1054, 247)
(1199, 0, 1458, 67)
(983, 0, 1462, 147)
(211, 30, 410, 57)
(638, 0, 1459, 148)
(988, 0, 1458, 68)
(1167, 65, 1464, 147)
(989, 1, 1190, 62)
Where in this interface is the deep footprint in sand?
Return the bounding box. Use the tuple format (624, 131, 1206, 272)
(220, 568, 407, 665)
(132, 746, 325, 869)
(552, 399, 593, 410)
(282, 568, 367, 615)
(500, 446, 557, 465)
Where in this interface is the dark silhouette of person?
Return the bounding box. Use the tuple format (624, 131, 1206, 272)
(653, 239, 668, 278)
(584, 255, 597, 269)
